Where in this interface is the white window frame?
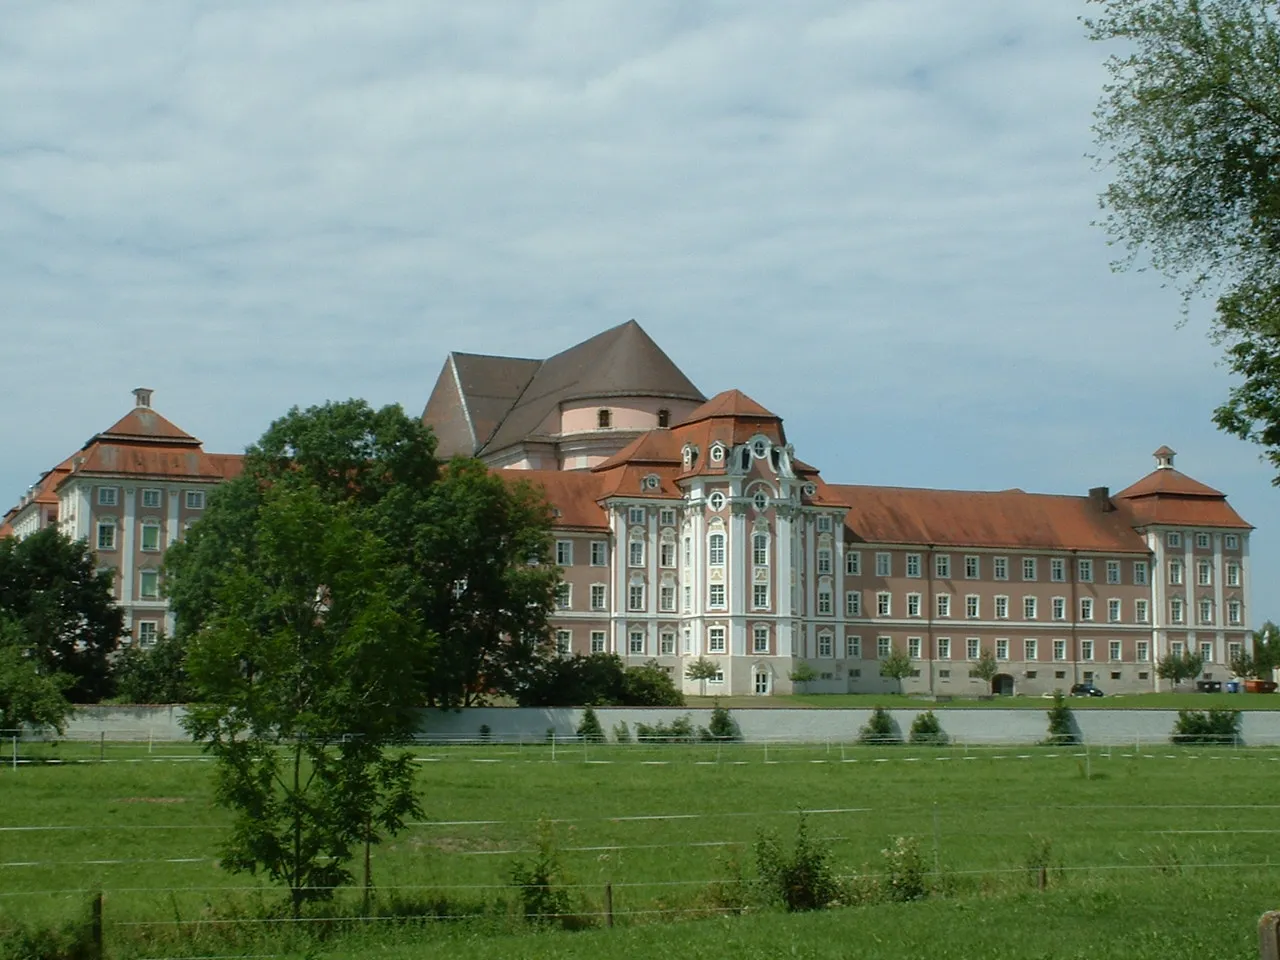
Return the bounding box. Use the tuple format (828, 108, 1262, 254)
(659, 508, 676, 526)
(994, 595, 1009, 619)
(590, 584, 607, 611)
(1133, 561, 1148, 586)
(1052, 597, 1066, 621)
(660, 541, 676, 568)
(137, 621, 159, 646)
(818, 633, 834, 658)
(1024, 638, 1038, 661)
(556, 540, 573, 565)
(1196, 532, 1211, 549)
(138, 569, 160, 599)
(628, 583, 645, 612)
(1167, 531, 1182, 548)
(556, 583, 572, 610)
(848, 635, 862, 658)
(1050, 557, 1066, 582)
(97, 486, 118, 506)
(817, 549, 832, 575)
(1081, 639, 1094, 661)
(708, 533, 726, 566)
(1109, 640, 1122, 662)
(906, 553, 922, 578)
(590, 630, 606, 654)
(629, 539, 645, 568)
(1053, 639, 1067, 661)
(752, 583, 769, 610)
(876, 591, 891, 617)
(1079, 597, 1094, 621)
(1077, 559, 1093, 583)
(591, 541, 608, 566)
(846, 551, 861, 576)
(966, 637, 981, 660)
(1226, 561, 1241, 587)
(185, 490, 205, 510)
(1197, 560, 1212, 587)
(141, 488, 162, 509)
(753, 533, 769, 567)
(964, 555, 980, 579)
(555, 630, 572, 655)
(1171, 597, 1185, 624)
(965, 595, 979, 619)
(877, 636, 892, 659)
(1023, 596, 1037, 620)
(707, 626, 727, 654)
(935, 594, 951, 618)
(1225, 534, 1240, 550)
(629, 630, 646, 656)
(996, 638, 1009, 661)
(1106, 560, 1121, 585)
(753, 626, 769, 655)
(709, 583, 726, 609)
(1169, 560, 1183, 585)
(96, 519, 117, 551)
(1228, 600, 1242, 626)
(140, 521, 162, 553)
(628, 506, 645, 525)
(875, 552, 892, 577)
(817, 587, 832, 615)
(1022, 557, 1037, 581)
(906, 593, 921, 618)
(993, 557, 1008, 581)
(1107, 598, 1122, 623)
(908, 636, 922, 659)
(937, 637, 951, 659)
(660, 582, 676, 612)
(660, 631, 676, 656)
(1199, 599, 1214, 625)
(935, 554, 951, 579)
(1135, 598, 1149, 623)
(846, 591, 862, 617)
(1136, 640, 1149, 662)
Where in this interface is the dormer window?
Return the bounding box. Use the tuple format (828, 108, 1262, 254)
(802, 482, 817, 498)
(642, 474, 661, 491)
(598, 409, 612, 429)
(710, 443, 725, 463)
(752, 438, 768, 458)
(657, 408, 670, 428)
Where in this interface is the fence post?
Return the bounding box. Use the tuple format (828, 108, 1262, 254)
(90, 891, 103, 960)
(11, 734, 16, 771)
(1260, 911, 1280, 960)
(99, 731, 105, 763)
(605, 882, 614, 928)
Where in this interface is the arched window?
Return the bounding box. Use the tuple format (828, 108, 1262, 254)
(598, 408, 612, 428)
(708, 532, 725, 566)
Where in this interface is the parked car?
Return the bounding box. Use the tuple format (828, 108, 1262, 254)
(1069, 683, 1105, 698)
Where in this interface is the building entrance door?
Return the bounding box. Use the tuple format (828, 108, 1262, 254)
(754, 670, 770, 695)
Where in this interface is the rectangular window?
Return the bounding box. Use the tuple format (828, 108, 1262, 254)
(1168, 560, 1183, 585)
(1196, 532, 1211, 549)
(1080, 597, 1094, 621)
(876, 552, 892, 577)
(1106, 560, 1121, 585)
(629, 540, 644, 567)
(97, 487, 118, 506)
(877, 592, 892, 617)
(753, 583, 769, 609)
(591, 541, 607, 566)
(137, 621, 159, 646)
(555, 583, 572, 609)
(139, 569, 160, 599)
(936, 594, 951, 618)
(848, 635, 862, 658)
(709, 583, 725, 608)
(628, 507, 645, 525)
(140, 522, 161, 552)
(753, 535, 769, 566)
(1022, 557, 1037, 581)
(817, 549, 832, 575)
(1197, 560, 1212, 586)
(684, 538, 692, 565)
(660, 632, 675, 656)
(1052, 597, 1066, 621)
(660, 541, 676, 567)
(1225, 534, 1239, 550)
(1109, 640, 1122, 662)
(1135, 598, 1149, 623)
(937, 637, 951, 659)
(1077, 559, 1093, 583)
(1024, 638, 1038, 661)
(818, 634, 833, 658)
(993, 557, 1008, 580)
(708, 627, 727, 654)
(966, 637, 980, 660)
(629, 631, 645, 655)
(1133, 561, 1148, 585)
(1200, 640, 1213, 663)
(590, 630, 606, 653)
(878, 636, 892, 659)
(906, 553, 921, 578)
(846, 591, 862, 617)
(1053, 639, 1066, 661)
(1171, 597, 1185, 624)
(683, 584, 692, 612)
(556, 540, 573, 565)
(908, 636, 922, 659)
(1023, 596, 1037, 620)
(1167, 531, 1182, 548)
(753, 627, 769, 654)
(1081, 639, 1094, 661)
(935, 554, 951, 578)
(185, 490, 205, 510)
(1229, 640, 1243, 663)
(1199, 599, 1213, 625)
(965, 555, 980, 579)
(817, 589, 832, 615)
(555, 630, 572, 655)
(965, 595, 979, 618)
(846, 551, 861, 576)
(1050, 558, 1066, 582)
(907, 593, 921, 617)
(996, 639, 1009, 660)
(994, 596, 1009, 619)
(660, 583, 676, 612)
(591, 584, 607, 611)
(708, 535, 725, 566)
(141, 489, 162, 509)
(1108, 599, 1121, 623)
(1226, 561, 1241, 587)
(97, 521, 116, 550)
(1171, 641, 1185, 657)
(1228, 600, 1242, 626)
(1136, 640, 1149, 662)
(628, 583, 645, 611)
(817, 516, 833, 532)
(660, 508, 676, 526)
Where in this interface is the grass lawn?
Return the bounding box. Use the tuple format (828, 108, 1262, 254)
(3, 741, 1279, 958)
(685, 691, 1280, 710)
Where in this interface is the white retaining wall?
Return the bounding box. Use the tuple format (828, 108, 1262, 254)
(56, 703, 1280, 746)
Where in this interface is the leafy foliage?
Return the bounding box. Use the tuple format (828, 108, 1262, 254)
(510, 819, 573, 927)
(858, 706, 901, 745)
(754, 812, 840, 912)
(0, 528, 123, 702)
(1044, 690, 1079, 745)
(705, 701, 740, 741)
(111, 633, 191, 704)
(517, 653, 684, 707)
(879, 649, 913, 686)
(882, 835, 928, 902)
(621, 660, 685, 706)
(0, 617, 74, 733)
(1157, 650, 1206, 689)
(1172, 708, 1242, 744)
(1088, 0, 1280, 476)
(1234, 620, 1280, 677)
(971, 649, 999, 687)
(685, 656, 720, 696)
(635, 715, 696, 742)
(575, 706, 605, 743)
(787, 661, 818, 691)
(611, 721, 632, 743)
(908, 710, 947, 745)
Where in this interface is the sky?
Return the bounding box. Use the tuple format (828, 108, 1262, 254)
(2, 1, 1274, 621)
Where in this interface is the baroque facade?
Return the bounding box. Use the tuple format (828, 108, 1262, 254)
(3, 322, 1256, 696)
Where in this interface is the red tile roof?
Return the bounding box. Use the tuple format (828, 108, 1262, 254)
(97, 407, 201, 445)
(678, 389, 778, 426)
(509, 469, 610, 530)
(1114, 467, 1251, 530)
(1114, 468, 1224, 499)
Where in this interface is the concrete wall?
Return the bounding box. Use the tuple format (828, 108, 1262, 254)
(54, 703, 1280, 746)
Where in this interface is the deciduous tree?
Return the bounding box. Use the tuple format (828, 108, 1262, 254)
(1157, 649, 1206, 689)
(0, 617, 74, 733)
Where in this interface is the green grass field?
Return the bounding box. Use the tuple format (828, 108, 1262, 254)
(4, 741, 1280, 958)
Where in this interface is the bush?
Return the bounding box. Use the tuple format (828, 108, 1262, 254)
(908, 710, 947, 745)
(478, 724, 491, 741)
(1172, 708, 1241, 745)
(110, 633, 190, 704)
(622, 660, 685, 706)
(576, 707, 605, 742)
(612, 721, 632, 743)
(510, 820, 572, 927)
(754, 813, 840, 912)
(0, 904, 97, 960)
(702, 701, 740, 741)
(858, 706, 901, 745)
(1043, 690, 1077, 745)
(882, 836, 927, 901)
(636, 715, 696, 742)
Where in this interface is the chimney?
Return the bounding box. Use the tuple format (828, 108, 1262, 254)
(1089, 486, 1113, 512)
(133, 387, 154, 409)
(1153, 445, 1175, 470)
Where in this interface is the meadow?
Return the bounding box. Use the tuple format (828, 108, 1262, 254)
(4, 738, 1280, 958)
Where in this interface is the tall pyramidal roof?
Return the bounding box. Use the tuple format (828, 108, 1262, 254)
(422, 320, 704, 457)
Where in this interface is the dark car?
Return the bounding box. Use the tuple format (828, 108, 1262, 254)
(1070, 683, 1105, 698)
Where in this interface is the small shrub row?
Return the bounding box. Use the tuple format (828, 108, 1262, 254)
(1171, 708, 1241, 745)
(857, 708, 948, 746)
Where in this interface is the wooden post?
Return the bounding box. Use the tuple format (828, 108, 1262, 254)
(1259, 911, 1280, 960)
(362, 815, 372, 918)
(604, 883, 614, 928)
(99, 731, 105, 763)
(1038, 865, 1047, 892)
(90, 891, 103, 959)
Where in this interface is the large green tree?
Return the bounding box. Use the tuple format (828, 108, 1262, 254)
(1089, 0, 1280, 476)
(0, 617, 75, 733)
(111, 633, 191, 704)
(0, 527, 123, 702)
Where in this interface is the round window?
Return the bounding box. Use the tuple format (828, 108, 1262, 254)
(708, 491, 726, 512)
(710, 444, 725, 462)
(752, 439, 767, 458)
(753, 491, 768, 512)
(803, 483, 817, 497)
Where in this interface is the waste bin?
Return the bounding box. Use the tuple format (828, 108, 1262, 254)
(1226, 681, 1241, 694)
(1196, 679, 1223, 693)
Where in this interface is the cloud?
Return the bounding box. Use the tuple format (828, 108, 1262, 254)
(1, 0, 1274, 618)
